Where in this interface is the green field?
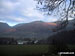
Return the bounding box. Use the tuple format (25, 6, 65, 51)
(0, 45, 49, 56)
(0, 45, 75, 56)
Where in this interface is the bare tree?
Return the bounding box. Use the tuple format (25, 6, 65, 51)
(35, 0, 75, 31)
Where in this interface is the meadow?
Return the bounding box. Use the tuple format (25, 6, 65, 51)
(0, 45, 75, 56)
(0, 45, 49, 56)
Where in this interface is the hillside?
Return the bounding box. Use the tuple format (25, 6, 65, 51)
(47, 19, 75, 44)
(0, 22, 11, 33)
(0, 21, 56, 40)
(48, 29, 75, 45)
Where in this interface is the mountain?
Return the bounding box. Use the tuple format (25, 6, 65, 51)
(48, 29, 75, 44)
(0, 21, 57, 39)
(66, 19, 75, 30)
(47, 19, 75, 44)
(0, 19, 75, 40)
(14, 21, 57, 32)
(0, 22, 11, 33)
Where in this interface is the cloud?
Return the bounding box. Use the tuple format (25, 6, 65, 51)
(0, 15, 29, 26)
(0, 0, 20, 15)
(22, 7, 44, 19)
(0, 0, 59, 26)
(0, 16, 26, 23)
(14, 18, 26, 22)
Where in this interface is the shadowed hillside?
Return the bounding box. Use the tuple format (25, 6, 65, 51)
(48, 29, 75, 45)
(0, 22, 11, 33)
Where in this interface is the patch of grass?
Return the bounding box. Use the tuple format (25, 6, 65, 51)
(0, 45, 75, 56)
(0, 45, 49, 56)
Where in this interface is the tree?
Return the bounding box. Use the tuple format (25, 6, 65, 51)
(35, 0, 75, 31)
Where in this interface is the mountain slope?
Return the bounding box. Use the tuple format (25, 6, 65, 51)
(48, 29, 75, 44)
(0, 21, 57, 39)
(0, 22, 11, 33)
(14, 21, 56, 32)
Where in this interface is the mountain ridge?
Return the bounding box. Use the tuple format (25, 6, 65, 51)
(0, 21, 57, 39)
(0, 19, 75, 40)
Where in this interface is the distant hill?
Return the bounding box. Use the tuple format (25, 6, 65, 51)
(14, 21, 56, 32)
(0, 19, 75, 40)
(48, 29, 75, 44)
(66, 19, 75, 30)
(0, 21, 57, 40)
(48, 19, 75, 44)
(0, 22, 11, 33)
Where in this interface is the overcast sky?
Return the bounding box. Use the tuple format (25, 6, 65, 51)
(0, 0, 73, 26)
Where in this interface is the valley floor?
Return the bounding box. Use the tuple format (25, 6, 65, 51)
(0, 45, 49, 56)
(0, 45, 75, 56)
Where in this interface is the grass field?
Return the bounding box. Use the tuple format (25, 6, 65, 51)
(0, 45, 49, 56)
(0, 45, 75, 56)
